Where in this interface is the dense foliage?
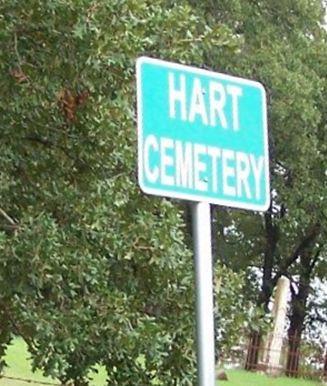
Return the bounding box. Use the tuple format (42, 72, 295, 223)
(0, 1, 250, 384)
(0, 0, 326, 384)
(192, 0, 327, 373)
(193, 0, 327, 338)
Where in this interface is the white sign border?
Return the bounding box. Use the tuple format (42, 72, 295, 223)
(136, 56, 270, 212)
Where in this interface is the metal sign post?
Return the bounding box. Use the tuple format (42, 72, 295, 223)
(136, 56, 269, 386)
(192, 202, 216, 386)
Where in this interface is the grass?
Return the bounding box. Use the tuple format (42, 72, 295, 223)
(0, 339, 323, 385)
(222, 369, 322, 386)
(1, 338, 107, 386)
(1, 338, 52, 386)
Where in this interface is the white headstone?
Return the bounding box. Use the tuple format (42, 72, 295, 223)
(265, 276, 290, 375)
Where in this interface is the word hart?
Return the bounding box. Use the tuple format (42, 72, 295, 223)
(168, 72, 242, 131)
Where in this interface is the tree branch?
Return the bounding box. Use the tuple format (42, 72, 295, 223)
(0, 300, 37, 356)
(23, 134, 93, 172)
(272, 222, 321, 286)
(310, 243, 324, 271)
(0, 208, 17, 226)
(24, 134, 75, 160)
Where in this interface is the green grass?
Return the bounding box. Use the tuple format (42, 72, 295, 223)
(1, 338, 52, 386)
(1, 338, 107, 386)
(221, 369, 322, 386)
(0, 339, 323, 385)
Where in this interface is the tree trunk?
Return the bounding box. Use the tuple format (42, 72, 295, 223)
(286, 329, 302, 377)
(259, 212, 279, 312)
(286, 254, 311, 377)
(245, 211, 277, 371)
(324, 348, 327, 380)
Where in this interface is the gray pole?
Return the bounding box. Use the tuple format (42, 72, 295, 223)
(192, 201, 216, 386)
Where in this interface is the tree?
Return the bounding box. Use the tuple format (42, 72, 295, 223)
(286, 244, 326, 376)
(189, 0, 327, 371)
(2, 0, 326, 383)
(0, 0, 245, 384)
